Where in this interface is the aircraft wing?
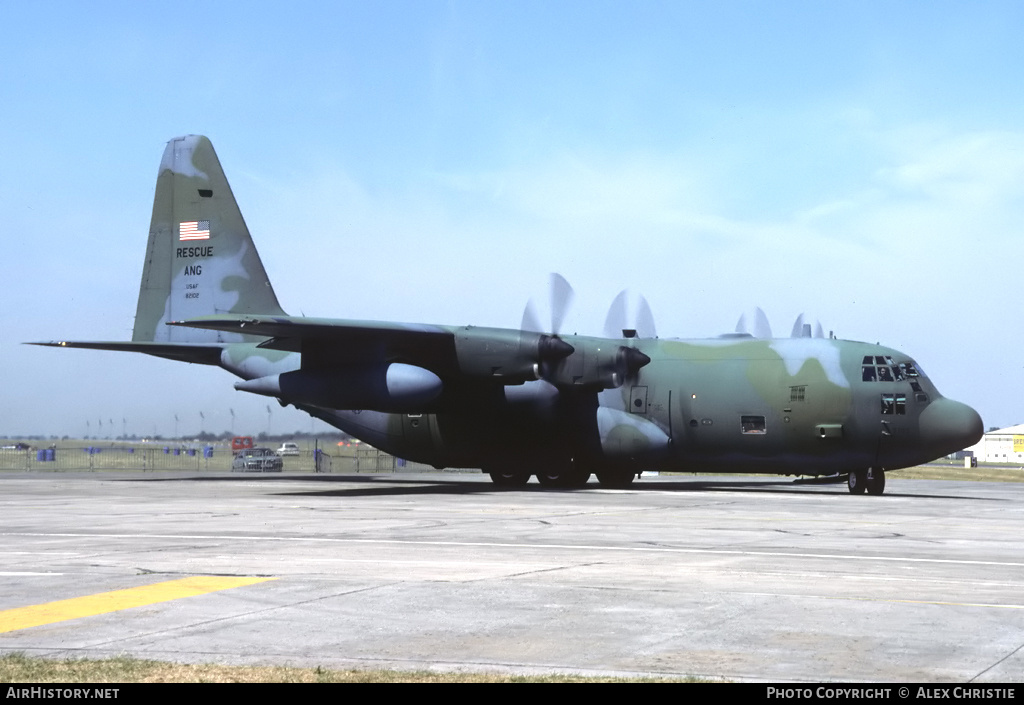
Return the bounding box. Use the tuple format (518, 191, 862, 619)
(28, 341, 225, 365)
(170, 314, 556, 384)
(169, 314, 463, 372)
(168, 314, 451, 341)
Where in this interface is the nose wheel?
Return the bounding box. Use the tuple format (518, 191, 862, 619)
(848, 468, 886, 495)
(866, 467, 886, 495)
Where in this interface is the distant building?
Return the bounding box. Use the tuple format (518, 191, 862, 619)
(965, 424, 1024, 464)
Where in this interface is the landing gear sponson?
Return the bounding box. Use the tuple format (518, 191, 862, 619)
(847, 467, 886, 495)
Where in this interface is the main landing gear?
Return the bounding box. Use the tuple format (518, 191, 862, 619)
(485, 464, 638, 489)
(847, 467, 886, 495)
(487, 470, 530, 487)
(535, 465, 591, 488)
(594, 469, 637, 489)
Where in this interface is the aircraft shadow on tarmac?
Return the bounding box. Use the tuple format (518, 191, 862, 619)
(117, 473, 1001, 501)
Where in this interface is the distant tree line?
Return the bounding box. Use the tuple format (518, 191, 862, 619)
(6, 430, 356, 443)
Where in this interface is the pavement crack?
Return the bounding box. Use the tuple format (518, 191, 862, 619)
(968, 639, 1024, 682)
(499, 561, 604, 580)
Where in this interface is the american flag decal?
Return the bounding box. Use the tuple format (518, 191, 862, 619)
(179, 220, 211, 241)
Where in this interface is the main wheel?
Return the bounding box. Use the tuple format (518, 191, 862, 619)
(488, 470, 530, 487)
(535, 466, 590, 488)
(595, 470, 636, 488)
(847, 469, 867, 494)
(865, 467, 886, 495)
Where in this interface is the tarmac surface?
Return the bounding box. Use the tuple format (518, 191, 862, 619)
(1, 471, 1022, 682)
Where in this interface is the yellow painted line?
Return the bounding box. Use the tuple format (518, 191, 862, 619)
(0, 576, 274, 634)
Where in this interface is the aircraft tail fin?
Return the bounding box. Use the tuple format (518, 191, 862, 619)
(132, 135, 287, 344)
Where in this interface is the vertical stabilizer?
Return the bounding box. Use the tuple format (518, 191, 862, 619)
(133, 135, 287, 343)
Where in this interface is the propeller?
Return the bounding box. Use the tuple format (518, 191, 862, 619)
(519, 273, 576, 378)
(790, 313, 827, 338)
(598, 290, 654, 387)
(519, 275, 655, 390)
(735, 307, 773, 339)
(603, 290, 658, 339)
(522, 273, 575, 335)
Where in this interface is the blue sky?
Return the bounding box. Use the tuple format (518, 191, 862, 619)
(2, 1, 1022, 438)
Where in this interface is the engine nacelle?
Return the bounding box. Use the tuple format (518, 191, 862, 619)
(544, 343, 651, 389)
(453, 326, 574, 382)
(235, 363, 443, 412)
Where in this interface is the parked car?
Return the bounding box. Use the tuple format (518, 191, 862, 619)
(232, 447, 283, 472)
(276, 442, 300, 457)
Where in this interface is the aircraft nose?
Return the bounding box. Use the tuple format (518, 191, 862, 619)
(919, 398, 983, 456)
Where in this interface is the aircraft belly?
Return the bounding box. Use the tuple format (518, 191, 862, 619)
(675, 450, 876, 475)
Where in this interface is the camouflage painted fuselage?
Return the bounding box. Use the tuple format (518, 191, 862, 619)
(211, 330, 979, 477)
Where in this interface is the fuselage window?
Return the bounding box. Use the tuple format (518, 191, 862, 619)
(741, 415, 766, 434)
(881, 394, 907, 415)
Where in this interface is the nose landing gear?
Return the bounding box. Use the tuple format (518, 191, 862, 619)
(848, 467, 886, 495)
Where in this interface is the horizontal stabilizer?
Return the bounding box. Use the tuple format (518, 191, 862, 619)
(28, 341, 224, 366)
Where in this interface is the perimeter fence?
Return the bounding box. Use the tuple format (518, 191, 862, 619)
(0, 444, 434, 474)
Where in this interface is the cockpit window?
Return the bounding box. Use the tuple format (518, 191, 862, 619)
(863, 356, 925, 387)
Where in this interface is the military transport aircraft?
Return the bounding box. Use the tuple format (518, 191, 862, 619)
(33, 135, 983, 494)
